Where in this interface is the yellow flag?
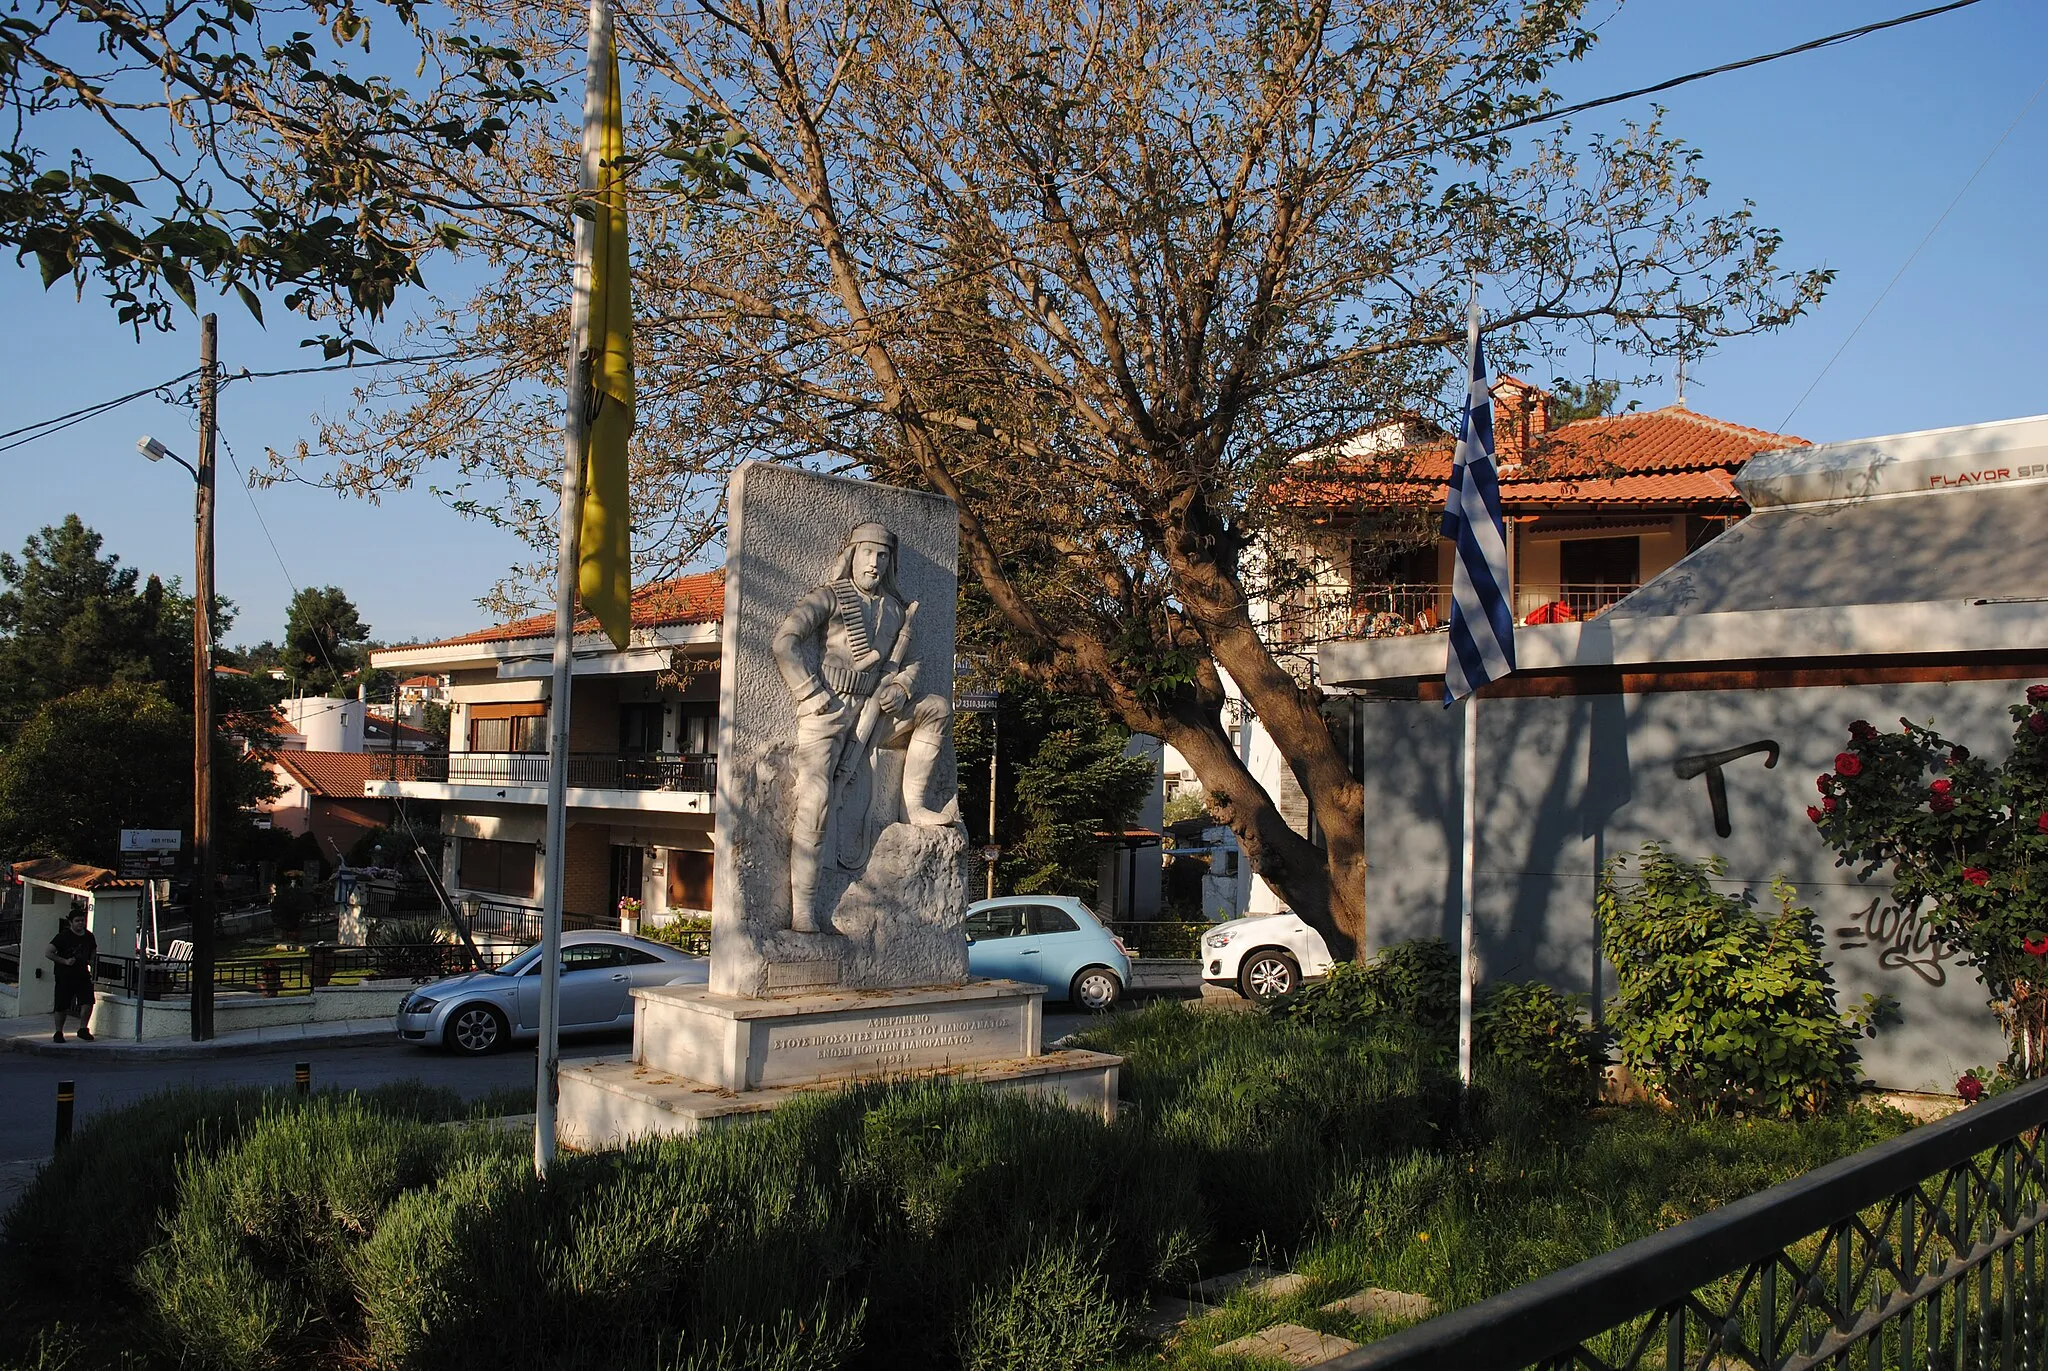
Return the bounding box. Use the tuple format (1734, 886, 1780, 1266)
(577, 16, 634, 651)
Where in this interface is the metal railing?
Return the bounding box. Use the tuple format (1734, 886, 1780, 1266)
(1266, 584, 1446, 648)
(93, 943, 523, 997)
(464, 899, 614, 943)
(1108, 919, 1211, 960)
(1332, 1077, 2048, 1371)
(1514, 582, 1641, 622)
(376, 751, 716, 793)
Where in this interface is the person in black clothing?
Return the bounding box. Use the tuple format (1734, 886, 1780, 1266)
(48, 907, 97, 1043)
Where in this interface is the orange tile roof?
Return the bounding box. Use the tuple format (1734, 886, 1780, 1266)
(1277, 405, 1806, 511)
(399, 674, 440, 688)
(270, 750, 389, 798)
(11, 858, 143, 891)
(414, 571, 724, 651)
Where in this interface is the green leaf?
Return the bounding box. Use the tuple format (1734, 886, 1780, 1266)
(233, 282, 264, 324)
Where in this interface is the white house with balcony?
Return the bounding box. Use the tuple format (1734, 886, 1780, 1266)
(367, 573, 724, 936)
(1164, 381, 1810, 922)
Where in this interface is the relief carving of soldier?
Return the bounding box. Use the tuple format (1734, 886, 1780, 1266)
(773, 522, 957, 933)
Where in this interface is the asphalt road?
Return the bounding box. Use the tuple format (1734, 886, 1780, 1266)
(0, 1010, 1099, 1165)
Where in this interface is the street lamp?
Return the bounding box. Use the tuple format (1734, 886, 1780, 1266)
(136, 313, 219, 1041)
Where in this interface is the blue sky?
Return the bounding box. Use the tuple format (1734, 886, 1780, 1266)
(2, 0, 2041, 645)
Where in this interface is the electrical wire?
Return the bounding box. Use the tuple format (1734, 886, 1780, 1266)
(0, 369, 201, 453)
(1777, 69, 2048, 430)
(1462, 0, 1993, 145)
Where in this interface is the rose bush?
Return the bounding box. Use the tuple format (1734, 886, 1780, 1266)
(1811, 689, 2048, 1074)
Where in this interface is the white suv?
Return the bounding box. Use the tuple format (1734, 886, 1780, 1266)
(1201, 913, 1335, 1002)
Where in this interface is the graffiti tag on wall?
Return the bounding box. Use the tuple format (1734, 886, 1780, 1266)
(1672, 740, 1780, 838)
(1834, 897, 1958, 987)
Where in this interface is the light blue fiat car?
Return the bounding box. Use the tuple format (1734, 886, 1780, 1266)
(964, 895, 1131, 1011)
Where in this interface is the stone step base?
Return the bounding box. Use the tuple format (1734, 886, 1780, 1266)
(558, 1048, 1122, 1149)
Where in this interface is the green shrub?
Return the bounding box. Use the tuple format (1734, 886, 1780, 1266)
(1471, 981, 1602, 1107)
(137, 1098, 510, 1369)
(4, 1087, 274, 1284)
(1282, 940, 1600, 1106)
(269, 882, 315, 935)
(954, 1231, 1127, 1371)
(646, 913, 712, 953)
(1600, 844, 1864, 1118)
(1285, 937, 1456, 1034)
(369, 915, 446, 979)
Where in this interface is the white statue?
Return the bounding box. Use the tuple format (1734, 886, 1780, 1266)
(773, 522, 957, 933)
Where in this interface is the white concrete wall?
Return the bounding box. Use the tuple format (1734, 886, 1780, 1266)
(1353, 678, 2021, 1093)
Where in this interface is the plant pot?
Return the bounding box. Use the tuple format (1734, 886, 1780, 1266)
(259, 962, 283, 998)
(308, 944, 335, 989)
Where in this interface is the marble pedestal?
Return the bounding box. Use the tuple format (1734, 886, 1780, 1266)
(557, 978, 1122, 1148)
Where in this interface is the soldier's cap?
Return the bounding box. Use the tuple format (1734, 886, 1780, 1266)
(847, 522, 896, 551)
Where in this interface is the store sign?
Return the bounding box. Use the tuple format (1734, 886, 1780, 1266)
(118, 828, 182, 878)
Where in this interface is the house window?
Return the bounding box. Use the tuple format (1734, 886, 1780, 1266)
(666, 849, 713, 911)
(29, 884, 53, 905)
(459, 838, 536, 898)
(1559, 536, 1640, 588)
(469, 702, 546, 753)
(619, 703, 665, 754)
(677, 705, 716, 756)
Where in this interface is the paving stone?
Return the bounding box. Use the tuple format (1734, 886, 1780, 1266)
(1211, 1323, 1362, 1367)
(1248, 1272, 1316, 1301)
(1193, 1265, 1279, 1302)
(1319, 1287, 1437, 1324)
(1131, 1294, 1215, 1342)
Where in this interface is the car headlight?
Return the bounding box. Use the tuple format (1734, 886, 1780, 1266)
(1204, 930, 1237, 949)
(402, 995, 439, 1014)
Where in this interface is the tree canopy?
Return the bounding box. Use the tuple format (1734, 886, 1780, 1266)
(288, 0, 1830, 950)
(283, 585, 370, 695)
(956, 680, 1156, 899)
(5, 0, 558, 341)
(0, 515, 217, 718)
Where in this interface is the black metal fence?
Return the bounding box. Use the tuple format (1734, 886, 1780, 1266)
(94, 942, 522, 998)
(1330, 1076, 2048, 1371)
(377, 751, 716, 793)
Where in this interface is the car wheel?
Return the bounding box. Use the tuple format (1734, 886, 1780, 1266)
(1070, 965, 1123, 1012)
(446, 1004, 508, 1055)
(1239, 949, 1300, 1003)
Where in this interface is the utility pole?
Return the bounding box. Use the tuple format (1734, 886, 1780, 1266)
(191, 313, 218, 1042)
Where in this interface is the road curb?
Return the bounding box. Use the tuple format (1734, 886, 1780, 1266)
(0, 1022, 397, 1061)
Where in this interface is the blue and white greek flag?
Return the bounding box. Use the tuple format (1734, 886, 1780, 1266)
(1441, 313, 1515, 704)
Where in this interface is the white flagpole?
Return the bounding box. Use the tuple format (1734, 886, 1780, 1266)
(536, 0, 609, 1179)
(1455, 285, 1482, 1092)
(1457, 692, 1478, 1088)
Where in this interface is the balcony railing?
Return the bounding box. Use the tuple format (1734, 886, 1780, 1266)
(1265, 581, 1643, 648)
(1514, 582, 1640, 623)
(376, 751, 716, 793)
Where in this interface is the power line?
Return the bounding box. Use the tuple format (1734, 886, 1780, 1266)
(1777, 70, 2047, 430)
(0, 369, 200, 453)
(1468, 0, 1992, 144)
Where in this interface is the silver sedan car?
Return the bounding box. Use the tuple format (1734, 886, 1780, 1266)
(396, 930, 708, 1054)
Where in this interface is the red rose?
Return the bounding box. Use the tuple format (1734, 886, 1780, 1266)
(2026, 936, 2048, 957)
(1951, 745, 1971, 764)
(1807, 806, 1824, 823)
(1931, 778, 1954, 795)
(2031, 714, 2048, 736)
(1958, 1074, 1987, 1103)
(1849, 720, 1877, 741)
(1818, 774, 1837, 794)
(2038, 812, 2048, 834)
(1964, 867, 1991, 886)
(1835, 753, 1863, 777)
(1931, 794, 1956, 815)
(1823, 795, 1839, 813)
(2029, 684, 2048, 705)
